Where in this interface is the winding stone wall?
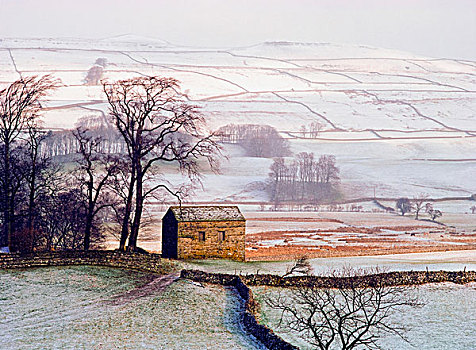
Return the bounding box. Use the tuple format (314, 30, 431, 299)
(234, 277, 299, 350)
(180, 270, 299, 350)
(0, 250, 176, 275)
(0, 253, 295, 350)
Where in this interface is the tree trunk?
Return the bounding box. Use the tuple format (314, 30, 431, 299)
(27, 148, 38, 251)
(27, 180, 35, 251)
(128, 166, 143, 250)
(119, 165, 136, 251)
(84, 200, 94, 251)
(1, 141, 11, 248)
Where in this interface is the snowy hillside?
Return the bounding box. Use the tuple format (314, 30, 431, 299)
(0, 37, 475, 202)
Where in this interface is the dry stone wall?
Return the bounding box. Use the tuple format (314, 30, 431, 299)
(0, 250, 176, 274)
(180, 270, 299, 350)
(181, 269, 476, 288)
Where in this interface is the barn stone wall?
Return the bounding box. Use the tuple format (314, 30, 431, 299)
(177, 220, 245, 261)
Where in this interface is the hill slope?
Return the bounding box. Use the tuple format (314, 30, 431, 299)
(0, 38, 475, 202)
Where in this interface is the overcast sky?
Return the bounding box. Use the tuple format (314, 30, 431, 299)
(1, 0, 475, 59)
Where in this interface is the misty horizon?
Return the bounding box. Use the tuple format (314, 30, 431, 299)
(0, 0, 475, 60)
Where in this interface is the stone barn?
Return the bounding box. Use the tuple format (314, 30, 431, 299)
(161, 206, 245, 261)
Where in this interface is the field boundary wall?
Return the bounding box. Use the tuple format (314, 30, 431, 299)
(0, 250, 175, 275)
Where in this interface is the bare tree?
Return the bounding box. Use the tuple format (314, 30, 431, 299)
(21, 125, 60, 250)
(470, 205, 476, 214)
(38, 187, 90, 251)
(282, 256, 313, 278)
(267, 268, 421, 350)
(0, 75, 58, 249)
(412, 194, 428, 220)
(6, 124, 62, 253)
(317, 155, 340, 184)
(425, 203, 442, 222)
(269, 157, 287, 206)
(72, 127, 119, 250)
(103, 76, 221, 251)
(396, 198, 412, 216)
(309, 121, 324, 138)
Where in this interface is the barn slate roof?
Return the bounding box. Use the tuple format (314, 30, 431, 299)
(166, 206, 245, 222)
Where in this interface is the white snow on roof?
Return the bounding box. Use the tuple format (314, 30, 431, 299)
(167, 206, 245, 222)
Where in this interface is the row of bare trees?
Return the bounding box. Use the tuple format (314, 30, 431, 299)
(268, 152, 340, 204)
(299, 121, 324, 138)
(0, 75, 220, 253)
(41, 118, 127, 157)
(216, 123, 290, 157)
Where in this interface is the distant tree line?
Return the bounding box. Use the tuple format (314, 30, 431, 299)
(268, 152, 340, 205)
(0, 75, 220, 253)
(216, 123, 290, 157)
(41, 119, 127, 158)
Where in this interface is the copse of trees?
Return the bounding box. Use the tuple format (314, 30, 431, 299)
(0, 76, 110, 252)
(394, 196, 444, 222)
(268, 152, 340, 205)
(41, 116, 127, 158)
(217, 123, 290, 158)
(84, 58, 107, 85)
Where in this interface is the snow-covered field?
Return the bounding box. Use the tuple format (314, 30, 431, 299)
(0, 36, 475, 203)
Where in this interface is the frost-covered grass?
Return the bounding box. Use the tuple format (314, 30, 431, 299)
(252, 282, 476, 350)
(0, 266, 264, 350)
